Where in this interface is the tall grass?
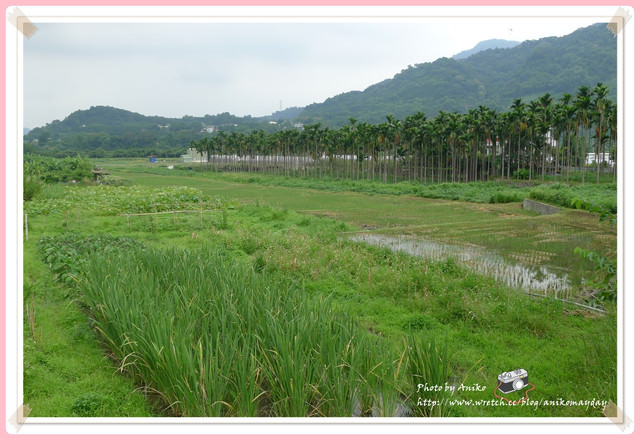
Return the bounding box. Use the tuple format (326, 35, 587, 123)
(528, 183, 617, 214)
(72, 244, 433, 417)
(406, 334, 451, 417)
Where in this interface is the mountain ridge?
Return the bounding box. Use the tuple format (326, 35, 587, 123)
(451, 38, 521, 60)
(297, 23, 615, 126)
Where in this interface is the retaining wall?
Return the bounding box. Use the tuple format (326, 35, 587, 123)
(522, 198, 562, 215)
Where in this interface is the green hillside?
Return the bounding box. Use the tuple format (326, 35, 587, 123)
(298, 23, 616, 126)
(24, 107, 292, 157)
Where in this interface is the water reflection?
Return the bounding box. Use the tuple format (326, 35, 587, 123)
(350, 233, 572, 297)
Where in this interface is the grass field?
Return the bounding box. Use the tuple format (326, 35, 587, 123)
(97, 159, 616, 292)
(22, 159, 618, 417)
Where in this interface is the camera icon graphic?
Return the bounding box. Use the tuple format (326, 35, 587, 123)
(497, 368, 529, 394)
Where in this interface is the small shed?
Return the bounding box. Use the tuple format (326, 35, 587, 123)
(91, 169, 110, 182)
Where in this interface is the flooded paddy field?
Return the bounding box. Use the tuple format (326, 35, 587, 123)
(347, 203, 616, 308)
(350, 233, 572, 295)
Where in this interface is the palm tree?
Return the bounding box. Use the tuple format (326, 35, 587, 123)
(383, 115, 401, 183)
(433, 112, 449, 183)
(574, 85, 593, 183)
(445, 112, 463, 182)
(605, 101, 617, 180)
(593, 82, 609, 183)
(510, 99, 526, 179)
(537, 93, 553, 181)
(403, 112, 425, 183)
(556, 94, 575, 182)
(525, 100, 541, 181)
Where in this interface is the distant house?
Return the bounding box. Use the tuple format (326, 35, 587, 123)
(484, 137, 501, 155)
(585, 152, 614, 166)
(545, 131, 558, 148)
(183, 147, 207, 163)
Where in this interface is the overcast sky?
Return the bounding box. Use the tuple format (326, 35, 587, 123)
(24, 14, 604, 129)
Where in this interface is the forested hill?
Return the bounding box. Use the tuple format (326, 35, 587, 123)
(24, 106, 291, 157)
(297, 23, 616, 127)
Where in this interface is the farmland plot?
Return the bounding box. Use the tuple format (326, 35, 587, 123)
(24, 178, 617, 417)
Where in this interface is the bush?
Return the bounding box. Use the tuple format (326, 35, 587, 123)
(574, 247, 617, 303)
(23, 175, 42, 201)
(512, 168, 530, 180)
(24, 154, 94, 183)
(529, 184, 616, 216)
(71, 393, 109, 417)
(489, 191, 524, 203)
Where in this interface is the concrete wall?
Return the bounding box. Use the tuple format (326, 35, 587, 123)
(522, 198, 562, 215)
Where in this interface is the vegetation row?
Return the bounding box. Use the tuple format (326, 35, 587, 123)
(188, 85, 616, 185)
(23, 154, 617, 216)
(38, 233, 451, 417)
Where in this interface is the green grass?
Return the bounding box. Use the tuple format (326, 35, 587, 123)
(96, 159, 616, 209)
(529, 183, 617, 214)
(23, 238, 156, 417)
(24, 175, 617, 417)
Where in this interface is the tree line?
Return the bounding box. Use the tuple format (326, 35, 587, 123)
(190, 84, 616, 184)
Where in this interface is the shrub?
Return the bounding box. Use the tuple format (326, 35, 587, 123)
(529, 184, 616, 216)
(512, 168, 530, 180)
(574, 247, 617, 302)
(489, 191, 524, 203)
(71, 393, 108, 417)
(23, 175, 42, 201)
(24, 154, 94, 183)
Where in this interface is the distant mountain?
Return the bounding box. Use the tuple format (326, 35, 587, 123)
(24, 106, 294, 157)
(257, 106, 304, 121)
(297, 23, 616, 126)
(452, 39, 520, 60)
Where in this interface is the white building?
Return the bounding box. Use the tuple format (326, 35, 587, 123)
(183, 147, 207, 163)
(545, 131, 558, 148)
(585, 152, 614, 166)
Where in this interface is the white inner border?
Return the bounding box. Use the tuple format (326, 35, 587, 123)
(6, 5, 635, 435)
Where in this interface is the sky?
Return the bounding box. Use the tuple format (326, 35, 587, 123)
(23, 12, 605, 129)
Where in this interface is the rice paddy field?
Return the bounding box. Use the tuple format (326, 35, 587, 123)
(22, 158, 618, 418)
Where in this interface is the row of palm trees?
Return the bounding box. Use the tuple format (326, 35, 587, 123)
(189, 84, 616, 184)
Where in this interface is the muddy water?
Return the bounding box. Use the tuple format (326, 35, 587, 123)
(350, 233, 572, 297)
